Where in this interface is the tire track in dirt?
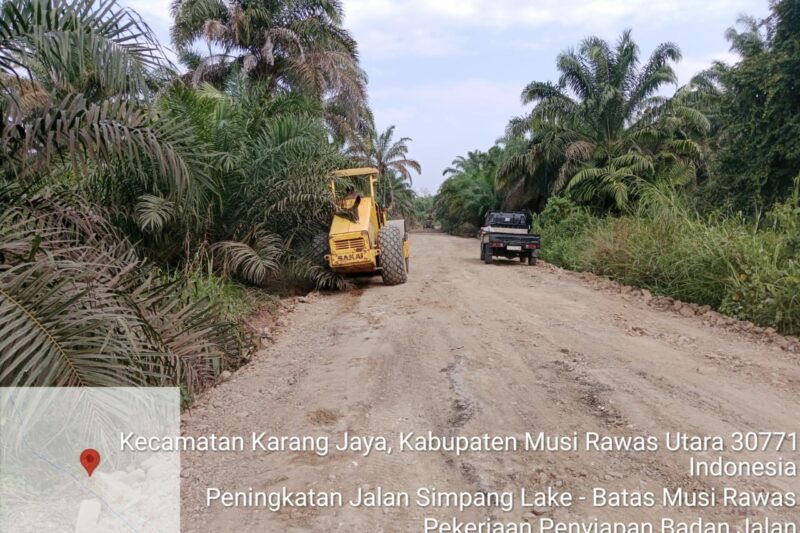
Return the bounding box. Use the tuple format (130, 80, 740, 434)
(182, 232, 800, 531)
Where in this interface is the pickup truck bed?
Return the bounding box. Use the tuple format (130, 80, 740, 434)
(479, 211, 541, 265)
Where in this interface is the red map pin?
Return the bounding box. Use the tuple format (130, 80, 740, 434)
(80, 449, 101, 477)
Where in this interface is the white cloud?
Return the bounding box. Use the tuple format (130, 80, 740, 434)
(371, 79, 524, 126)
(675, 51, 738, 86)
(120, 0, 755, 65)
(345, 0, 752, 28)
(368, 79, 526, 191)
(117, 0, 763, 191)
(343, 0, 755, 58)
(350, 26, 456, 57)
(122, 0, 171, 25)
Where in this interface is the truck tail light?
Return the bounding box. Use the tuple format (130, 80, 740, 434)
(525, 243, 539, 249)
(491, 242, 504, 248)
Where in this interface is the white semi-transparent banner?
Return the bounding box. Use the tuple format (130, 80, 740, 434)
(0, 387, 180, 533)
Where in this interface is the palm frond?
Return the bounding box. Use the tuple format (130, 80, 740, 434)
(136, 194, 175, 234)
(211, 230, 283, 286)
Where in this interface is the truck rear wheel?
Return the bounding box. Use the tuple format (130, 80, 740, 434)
(483, 244, 493, 264)
(379, 226, 407, 285)
(528, 254, 538, 266)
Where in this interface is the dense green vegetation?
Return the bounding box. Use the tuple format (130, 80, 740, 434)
(435, 0, 800, 335)
(532, 189, 800, 335)
(692, 1, 800, 212)
(0, 0, 420, 395)
(2, 0, 797, 394)
(435, 148, 505, 234)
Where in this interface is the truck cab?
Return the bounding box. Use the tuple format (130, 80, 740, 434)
(479, 211, 541, 265)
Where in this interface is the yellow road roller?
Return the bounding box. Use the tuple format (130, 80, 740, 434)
(313, 167, 408, 285)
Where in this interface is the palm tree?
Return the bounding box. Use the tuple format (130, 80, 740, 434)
(0, 0, 168, 101)
(378, 170, 417, 219)
(0, 0, 243, 392)
(442, 155, 468, 177)
(347, 124, 422, 183)
(500, 30, 709, 211)
(170, 0, 366, 121)
(434, 148, 503, 232)
(0, 0, 211, 210)
(492, 134, 551, 211)
(441, 150, 499, 182)
(688, 12, 799, 211)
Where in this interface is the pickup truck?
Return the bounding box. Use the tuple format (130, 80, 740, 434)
(479, 211, 541, 265)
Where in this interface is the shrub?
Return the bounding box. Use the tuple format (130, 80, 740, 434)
(535, 186, 800, 335)
(532, 197, 598, 270)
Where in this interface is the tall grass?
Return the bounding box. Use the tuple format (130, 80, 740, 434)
(533, 181, 800, 335)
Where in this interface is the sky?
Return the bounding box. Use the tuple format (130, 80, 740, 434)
(122, 0, 770, 194)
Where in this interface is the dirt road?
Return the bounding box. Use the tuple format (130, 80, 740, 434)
(182, 232, 800, 532)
